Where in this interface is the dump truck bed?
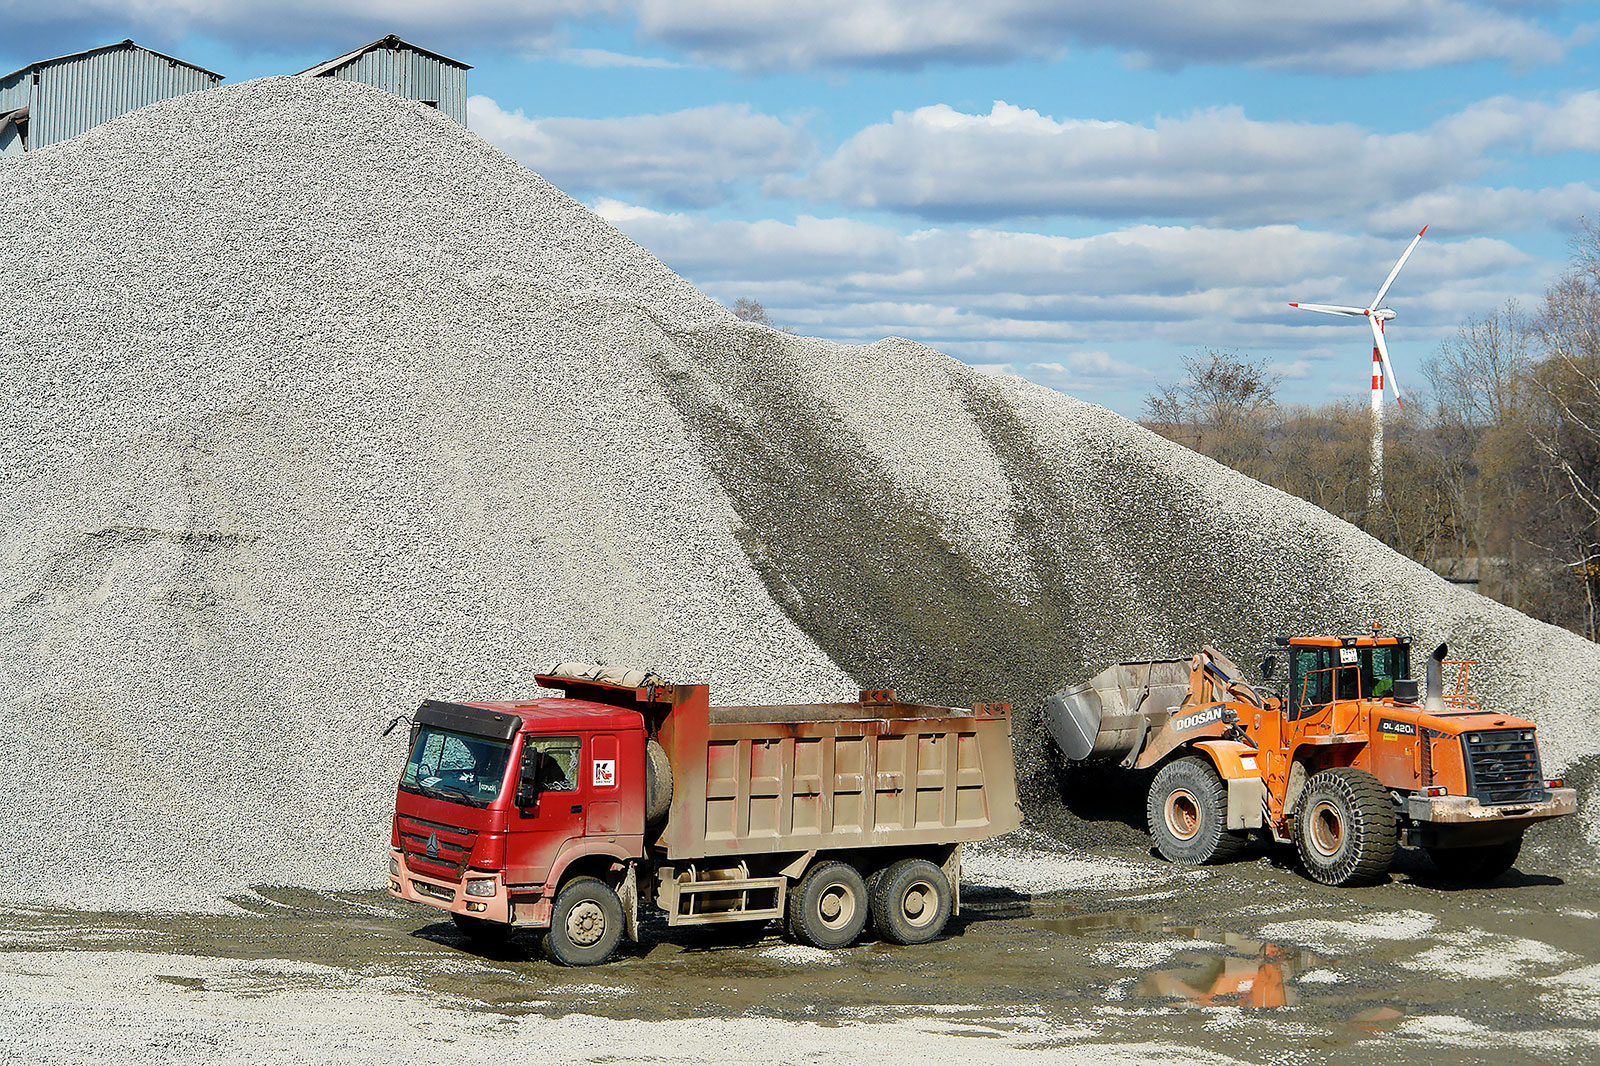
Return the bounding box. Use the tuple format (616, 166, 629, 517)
(654, 688, 1020, 862)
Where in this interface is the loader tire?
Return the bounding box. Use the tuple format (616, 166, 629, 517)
(544, 876, 624, 966)
(1292, 767, 1398, 886)
(1426, 836, 1522, 883)
(788, 860, 868, 949)
(1147, 756, 1250, 865)
(869, 858, 952, 945)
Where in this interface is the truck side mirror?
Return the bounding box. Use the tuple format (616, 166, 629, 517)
(515, 749, 541, 807)
(1260, 655, 1278, 682)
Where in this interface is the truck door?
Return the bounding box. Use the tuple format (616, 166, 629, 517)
(504, 733, 587, 886)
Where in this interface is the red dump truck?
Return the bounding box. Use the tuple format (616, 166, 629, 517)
(387, 664, 1021, 965)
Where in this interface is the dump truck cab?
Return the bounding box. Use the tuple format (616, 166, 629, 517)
(390, 697, 648, 932)
(1046, 634, 1576, 887)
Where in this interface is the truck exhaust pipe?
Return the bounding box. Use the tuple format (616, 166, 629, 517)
(1424, 642, 1448, 713)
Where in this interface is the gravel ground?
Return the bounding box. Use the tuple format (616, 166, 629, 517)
(2, 76, 1598, 910)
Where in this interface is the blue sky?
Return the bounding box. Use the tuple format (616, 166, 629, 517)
(6, 2, 1600, 416)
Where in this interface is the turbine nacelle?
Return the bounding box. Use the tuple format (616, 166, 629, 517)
(1287, 225, 1426, 410)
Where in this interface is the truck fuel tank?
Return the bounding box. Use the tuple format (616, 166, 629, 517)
(1045, 659, 1191, 765)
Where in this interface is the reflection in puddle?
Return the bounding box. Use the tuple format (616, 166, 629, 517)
(1038, 913, 1323, 1009)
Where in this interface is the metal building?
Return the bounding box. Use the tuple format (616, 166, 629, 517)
(298, 35, 470, 126)
(0, 40, 223, 156)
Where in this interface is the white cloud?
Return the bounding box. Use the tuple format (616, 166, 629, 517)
(0, 1, 612, 55)
(591, 203, 1542, 396)
(550, 47, 689, 69)
(0, 0, 1568, 73)
(467, 96, 811, 207)
(632, 0, 1566, 73)
(780, 96, 1600, 227)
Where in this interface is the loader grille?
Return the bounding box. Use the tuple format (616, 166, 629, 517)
(1463, 730, 1545, 805)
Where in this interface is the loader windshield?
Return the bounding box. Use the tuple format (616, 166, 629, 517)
(1357, 645, 1408, 699)
(1292, 643, 1411, 715)
(400, 727, 514, 808)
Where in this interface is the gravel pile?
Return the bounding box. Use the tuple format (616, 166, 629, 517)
(3, 77, 1598, 909)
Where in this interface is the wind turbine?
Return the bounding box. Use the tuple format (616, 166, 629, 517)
(1290, 225, 1427, 511)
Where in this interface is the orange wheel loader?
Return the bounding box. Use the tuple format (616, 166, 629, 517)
(1045, 634, 1576, 886)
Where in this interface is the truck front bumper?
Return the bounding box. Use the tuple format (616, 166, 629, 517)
(1404, 788, 1576, 847)
(387, 849, 512, 924)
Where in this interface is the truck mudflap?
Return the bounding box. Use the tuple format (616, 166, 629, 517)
(1407, 787, 1576, 826)
(388, 849, 512, 924)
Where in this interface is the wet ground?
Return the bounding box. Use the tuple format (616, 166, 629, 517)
(4, 831, 1597, 1066)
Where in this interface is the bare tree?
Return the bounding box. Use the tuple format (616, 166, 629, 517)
(1519, 219, 1600, 637)
(1143, 348, 1282, 480)
(732, 298, 775, 328)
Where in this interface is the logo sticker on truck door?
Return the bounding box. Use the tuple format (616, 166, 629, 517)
(593, 759, 615, 787)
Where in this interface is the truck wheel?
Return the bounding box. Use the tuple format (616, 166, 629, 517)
(1426, 837, 1522, 883)
(1292, 767, 1398, 886)
(543, 876, 624, 966)
(1147, 756, 1250, 865)
(788, 860, 868, 949)
(869, 858, 952, 945)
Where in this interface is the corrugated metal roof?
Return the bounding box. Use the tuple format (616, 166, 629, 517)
(0, 39, 224, 84)
(297, 34, 471, 77)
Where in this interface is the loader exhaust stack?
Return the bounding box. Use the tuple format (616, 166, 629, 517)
(1425, 642, 1448, 714)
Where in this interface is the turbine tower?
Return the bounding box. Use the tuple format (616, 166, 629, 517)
(1290, 225, 1427, 511)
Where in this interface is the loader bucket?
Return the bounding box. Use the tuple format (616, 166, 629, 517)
(1045, 659, 1191, 765)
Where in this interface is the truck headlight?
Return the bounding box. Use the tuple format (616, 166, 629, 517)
(390, 856, 400, 877)
(466, 878, 497, 897)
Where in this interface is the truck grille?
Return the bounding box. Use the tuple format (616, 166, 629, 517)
(397, 814, 476, 881)
(1463, 730, 1545, 805)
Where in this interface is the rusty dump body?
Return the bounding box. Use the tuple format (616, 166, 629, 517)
(387, 665, 1020, 963)
(651, 684, 1020, 861)
(1046, 636, 1577, 886)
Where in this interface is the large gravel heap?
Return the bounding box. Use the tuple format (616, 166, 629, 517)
(4, 78, 1598, 909)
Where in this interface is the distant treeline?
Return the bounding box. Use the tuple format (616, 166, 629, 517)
(1141, 222, 1600, 642)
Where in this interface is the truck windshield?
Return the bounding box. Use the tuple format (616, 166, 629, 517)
(400, 727, 513, 808)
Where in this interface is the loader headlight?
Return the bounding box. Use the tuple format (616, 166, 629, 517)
(466, 878, 497, 898)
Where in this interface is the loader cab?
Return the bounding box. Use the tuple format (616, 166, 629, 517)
(1281, 637, 1411, 719)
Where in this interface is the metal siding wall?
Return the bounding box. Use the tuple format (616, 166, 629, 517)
(32, 47, 218, 148)
(0, 71, 25, 156)
(330, 46, 466, 125)
(440, 66, 467, 126)
(0, 71, 27, 114)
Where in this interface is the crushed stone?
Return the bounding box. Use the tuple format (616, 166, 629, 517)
(4, 76, 1600, 910)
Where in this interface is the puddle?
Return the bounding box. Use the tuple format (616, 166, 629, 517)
(1035, 912, 1326, 1009)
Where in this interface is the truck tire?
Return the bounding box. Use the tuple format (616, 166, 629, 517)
(644, 739, 673, 825)
(1147, 756, 1250, 865)
(869, 858, 952, 945)
(1426, 836, 1522, 883)
(1292, 767, 1398, 886)
(788, 860, 868, 949)
(544, 876, 624, 966)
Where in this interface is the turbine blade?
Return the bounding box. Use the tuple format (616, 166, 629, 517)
(1370, 317, 1405, 409)
(1371, 224, 1428, 309)
(1290, 302, 1367, 316)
